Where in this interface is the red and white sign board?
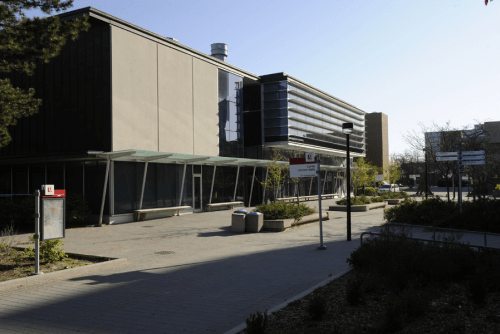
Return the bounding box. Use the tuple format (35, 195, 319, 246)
(305, 152, 315, 162)
(290, 158, 317, 178)
(42, 184, 54, 196)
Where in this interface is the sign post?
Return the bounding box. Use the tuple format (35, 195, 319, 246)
(436, 150, 485, 214)
(290, 153, 326, 250)
(32, 190, 42, 275)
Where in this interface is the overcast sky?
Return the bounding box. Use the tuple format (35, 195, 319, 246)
(34, 0, 500, 156)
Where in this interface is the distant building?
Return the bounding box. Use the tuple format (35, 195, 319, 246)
(364, 112, 389, 169)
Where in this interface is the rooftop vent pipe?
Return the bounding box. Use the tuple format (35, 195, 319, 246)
(211, 43, 227, 61)
(166, 37, 179, 42)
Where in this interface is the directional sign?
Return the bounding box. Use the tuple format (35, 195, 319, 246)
(436, 156, 458, 161)
(462, 155, 485, 161)
(462, 160, 485, 166)
(305, 152, 315, 162)
(462, 150, 485, 156)
(290, 163, 317, 177)
(436, 152, 457, 157)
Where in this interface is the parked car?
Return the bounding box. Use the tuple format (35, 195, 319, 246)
(378, 184, 400, 195)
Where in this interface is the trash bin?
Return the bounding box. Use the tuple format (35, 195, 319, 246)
(234, 209, 247, 214)
(246, 212, 263, 233)
(231, 213, 246, 233)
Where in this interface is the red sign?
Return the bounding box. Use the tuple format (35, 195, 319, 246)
(290, 157, 317, 165)
(42, 190, 66, 198)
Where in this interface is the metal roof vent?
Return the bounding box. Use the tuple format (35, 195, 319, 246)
(211, 43, 227, 61)
(166, 37, 179, 43)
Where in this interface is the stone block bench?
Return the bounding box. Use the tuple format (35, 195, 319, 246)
(329, 202, 387, 212)
(206, 201, 244, 212)
(135, 206, 191, 221)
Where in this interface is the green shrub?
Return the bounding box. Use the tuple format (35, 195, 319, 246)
(384, 197, 500, 233)
(255, 202, 315, 221)
(306, 294, 328, 320)
(245, 310, 268, 334)
(381, 285, 428, 332)
(346, 274, 364, 305)
(370, 196, 384, 203)
(337, 195, 371, 205)
(356, 187, 378, 196)
(379, 191, 410, 200)
(23, 235, 68, 263)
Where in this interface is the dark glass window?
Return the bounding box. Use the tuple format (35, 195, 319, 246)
(13, 165, 28, 194)
(0, 166, 11, 194)
(218, 69, 243, 157)
(85, 161, 109, 215)
(47, 163, 64, 190)
(29, 164, 45, 194)
(65, 162, 84, 197)
(113, 161, 142, 214)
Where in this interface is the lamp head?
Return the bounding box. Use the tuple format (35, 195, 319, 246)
(342, 122, 354, 134)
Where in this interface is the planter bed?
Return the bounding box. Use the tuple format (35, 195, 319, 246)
(0, 249, 127, 292)
(329, 201, 387, 212)
(384, 198, 406, 205)
(263, 212, 329, 232)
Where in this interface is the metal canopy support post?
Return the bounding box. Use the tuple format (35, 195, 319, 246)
(99, 158, 111, 227)
(179, 163, 187, 206)
(322, 170, 327, 195)
(139, 161, 149, 210)
(346, 135, 351, 241)
(248, 166, 256, 207)
(309, 177, 314, 195)
(262, 167, 268, 204)
(233, 166, 240, 202)
(97, 151, 136, 227)
(209, 165, 217, 205)
(457, 144, 463, 214)
(317, 158, 326, 250)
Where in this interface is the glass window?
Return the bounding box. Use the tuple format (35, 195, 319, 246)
(13, 165, 28, 194)
(0, 166, 11, 194)
(29, 164, 45, 194)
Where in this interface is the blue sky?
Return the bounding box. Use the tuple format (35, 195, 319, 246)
(34, 0, 500, 155)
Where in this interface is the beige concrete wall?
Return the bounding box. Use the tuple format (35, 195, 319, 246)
(192, 58, 218, 156)
(111, 26, 158, 152)
(111, 27, 219, 155)
(158, 45, 194, 154)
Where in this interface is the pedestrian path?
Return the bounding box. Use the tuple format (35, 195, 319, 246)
(0, 199, 384, 334)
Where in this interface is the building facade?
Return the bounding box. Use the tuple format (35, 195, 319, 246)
(0, 7, 366, 224)
(364, 112, 388, 169)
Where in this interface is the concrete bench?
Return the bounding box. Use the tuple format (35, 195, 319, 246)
(135, 206, 191, 221)
(206, 201, 244, 212)
(276, 197, 297, 203)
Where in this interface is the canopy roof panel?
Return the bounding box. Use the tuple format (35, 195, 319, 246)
(94, 149, 353, 171)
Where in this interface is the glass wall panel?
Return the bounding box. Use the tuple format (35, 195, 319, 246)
(65, 162, 84, 196)
(13, 165, 28, 194)
(0, 166, 11, 194)
(46, 163, 64, 190)
(202, 165, 214, 206)
(29, 164, 45, 194)
(218, 69, 243, 157)
(85, 161, 109, 215)
(157, 164, 177, 208)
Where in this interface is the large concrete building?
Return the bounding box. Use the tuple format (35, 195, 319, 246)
(364, 112, 389, 169)
(0, 7, 366, 224)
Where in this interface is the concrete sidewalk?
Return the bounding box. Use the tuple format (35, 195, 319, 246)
(0, 198, 383, 334)
(0, 198, 495, 334)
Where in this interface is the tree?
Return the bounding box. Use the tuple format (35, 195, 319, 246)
(485, 0, 493, 5)
(383, 156, 401, 192)
(0, 0, 89, 148)
(260, 148, 289, 203)
(351, 157, 375, 196)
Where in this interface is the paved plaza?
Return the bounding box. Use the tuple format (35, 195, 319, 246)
(0, 193, 498, 334)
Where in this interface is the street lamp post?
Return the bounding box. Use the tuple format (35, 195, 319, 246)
(342, 122, 353, 242)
